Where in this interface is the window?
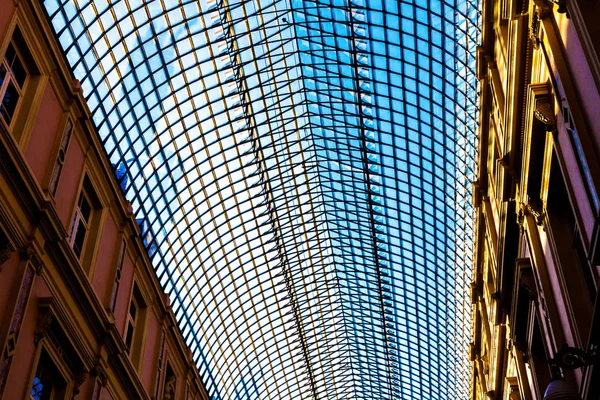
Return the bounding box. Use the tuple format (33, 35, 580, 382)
(30, 301, 86, 400)
(0, 42, 27, 127)
(125, 283, 147, 368)
(125, 293, 138, 351)
(0, 26, 41, 142)
(30, 363, 52, 400)
(546, 153, 595, 333)
(29, 350, 66, 400)
(162, 364, 176, 400)
(68, 176, 102, 268)
(69, 189, 92, 259)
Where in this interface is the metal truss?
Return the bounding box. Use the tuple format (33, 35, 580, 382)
(43, 0, 480, 398)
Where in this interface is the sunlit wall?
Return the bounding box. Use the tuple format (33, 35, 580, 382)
(44, 0, 479, 398)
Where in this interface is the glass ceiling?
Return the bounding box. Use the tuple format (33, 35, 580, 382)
(44, 0, 479, 398)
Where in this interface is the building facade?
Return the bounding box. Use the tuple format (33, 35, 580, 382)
(0, 1, 208, 399)
(471, 0, 600, 397)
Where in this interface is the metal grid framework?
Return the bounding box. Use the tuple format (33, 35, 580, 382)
(43, 0, 479, 398)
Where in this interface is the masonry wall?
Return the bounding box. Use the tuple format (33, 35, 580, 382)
(0, 1, 207, 399)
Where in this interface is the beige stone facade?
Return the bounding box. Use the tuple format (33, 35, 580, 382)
(471, 0, 600, 397)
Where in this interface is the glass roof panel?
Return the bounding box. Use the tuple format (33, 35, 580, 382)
(44, 0, 479, 398)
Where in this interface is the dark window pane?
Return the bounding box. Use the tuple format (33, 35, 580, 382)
(30, 365, 53, 400)
(11, 53, 26, 88)
(0, 79, 20, 125)
(125, 321, 135, 349)
(73, 219, 87, 257)
(0, 64, 6, 87)
(129, 300, 137, 320)
(4, 43, 15, 66)
(80, 194, 91, 222)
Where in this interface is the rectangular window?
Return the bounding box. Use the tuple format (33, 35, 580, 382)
(48, 118, 74, 196)
(162, 364, 176, 400)
(29, 349, 66, 400)
(68, 176, 102, 269)
(0, 26, 42, 145)
(30, 363, 53, 400)
(0, 42, 28, 127)
(125, 294, 138, 351)
(69, 189, 92, 259)
(125, 283, 147, 369)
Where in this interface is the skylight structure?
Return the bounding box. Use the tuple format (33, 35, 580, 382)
(44, 0, 479, 398)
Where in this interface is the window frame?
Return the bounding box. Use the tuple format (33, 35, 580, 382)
(0, 40, 29, 129)
(124, 281, 148, 371)
(0, 16, 47, 148)
(124, 293, 138, 351)
(67, 173, 106, 274)
(161, 361, 177, 400)
(26, 340, 71, 400)
(69, 188, 93, 260)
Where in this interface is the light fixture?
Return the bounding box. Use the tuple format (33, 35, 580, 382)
(547, 0, 568, 15)
(543, 345, 598, 400)
(543, 378, 579, 400)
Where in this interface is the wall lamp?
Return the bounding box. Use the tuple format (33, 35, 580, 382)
(547, 0, 568, 14)
(544, 345, 598, 399)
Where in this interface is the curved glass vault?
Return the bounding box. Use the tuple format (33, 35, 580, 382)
(44, 0, 479, 398)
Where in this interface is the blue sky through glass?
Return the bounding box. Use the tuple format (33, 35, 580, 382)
(43, 0, 479, 398)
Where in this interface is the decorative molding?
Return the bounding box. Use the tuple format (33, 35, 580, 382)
(0, 241, 13, 272)
(534, 96, 555, 126)
(528, 82, 555, 128)
(33, 308, 53, 345)
(506, 376, 521, 400)
(19, 243, 44, 275)
(519, 268, 538, 300)
(529, 7, 542, 48)
(91, 360, 108, 387)
(550, 344, 598, 371)
(528, 82, 554, 127)
(511, 337, 530, 361)
(518, 202, 545, 230)
(0, 264, 35, 398)
(72, 371, 87, 396)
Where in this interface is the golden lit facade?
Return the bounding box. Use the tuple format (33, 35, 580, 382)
(471, 0, 600, 397)
(0, 1, 207, 399)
